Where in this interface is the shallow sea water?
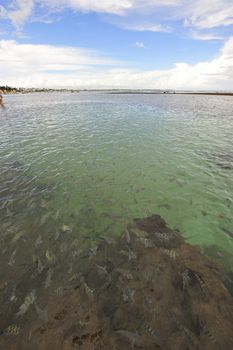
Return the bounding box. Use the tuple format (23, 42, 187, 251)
(0, 92, 233, 299)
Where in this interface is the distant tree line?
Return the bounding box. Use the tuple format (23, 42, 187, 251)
(0, 86, 19, 92)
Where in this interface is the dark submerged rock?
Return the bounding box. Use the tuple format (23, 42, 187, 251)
(0, 214, 233, 349)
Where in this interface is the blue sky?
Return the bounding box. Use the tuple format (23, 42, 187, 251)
(0, 0, 233, 89)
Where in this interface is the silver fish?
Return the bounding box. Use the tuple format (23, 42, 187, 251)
(82, 281, 94, 300)
(45, 249, 56, 263)
(153, 231, 171, 241)
(115, 330, 143, 349)
(10, 286, 17, 303)
(173, 316, 196, 345)
(34, 303, 48, 323)
(194, 272, 209, 297)
(16, 290, 36, 317)
(35, 235, 42, 246)
(158, 203, 171, 210)
(116, 268, 133, 280)
(125, 229, 131, 243)
(159, 248, 178, 259)
(131, 228, 148, 239)
(139, 237, 155, 248)
(61, 224, 72, 233)
(40, 213, 50, 226)
(54, 229, 60, 240)
(99, 236, 116, 245)
(95, 264, 108, 276)
(182, 269, 191, 291)
(5, 324, 21, 336)
(8, 249, 17, 266)
(120, 249, 137, 261)
(202, 324, 218, 345)
(60, 242, 68, 253)
(37, 258, 44, 274)
(68, 263, 73, 274)
(45, 269, 53, 289)
(221, 228, 233, 239)
(142, 322, 161, 346)
(11, 231, 25, 244)
(117, 275, 135, 304)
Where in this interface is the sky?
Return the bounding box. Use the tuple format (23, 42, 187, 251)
(0, 0, 233, 90)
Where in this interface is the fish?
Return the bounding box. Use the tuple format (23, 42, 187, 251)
(194, 272, 209, 297)
(55, 287, 64, 296)
(139, 237, 155, 248)
(11, 231, 26, 244)
(45, 269, 53, 289)
(159, 248, 177, 259)
(54, 209, 60, 220)
(40, 213, 50, 226)
(69, 273, 81, 283)
(158, 203, 171, 210)
(71, 238, 79, 248)
(35, 235, 42, 246)
(95, 264, 108, 276)
(61, 224, 72, 233)
(115, 268, 133, 280)
(143, 293, 153, 310)
(202, 324, 218, 345)
(142, 322, 161, 346)
(125, 229, 131, 243)
(120, 249, 137, 261)
(122, 286, 135, 304)
(172, 316, 196, 345)
(116, 276, 135, 304)
(0, 281, 7, 292)
(153, 231, 171, 241)
(5, 324, 21, 336)
(8, 249, 17, 266)
(41, 199, 49, 209)
(16, 290, 36, 317)
(10, 286, 17, 303)
(182, 269, 191, 291)
(37, 257, 44, 274)
(221, 228, 233, 239)
(60, 242, 68, 253)
(131, 228, 148, 238)
(45, 249, 56, 263)
(115, 330, 143, 349)
(86, 245, 97, 256)
(68, 263, 73, 274)
(34, 303, 48, 323)
(54, 229, 60, 240)
(82, 281, 94, 300)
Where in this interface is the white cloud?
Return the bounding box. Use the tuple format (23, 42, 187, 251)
(0, 37, 232, 90)
(0, 0, 34, 30)
(182, 0, 233, 29)
(135, 41, 145, 48)
(41, 0, 133, 15)
(122, 23, 172, 32)
(1, 0, 233, 34)
(0, 39, 117, 78)
(191, 32, 223, 41)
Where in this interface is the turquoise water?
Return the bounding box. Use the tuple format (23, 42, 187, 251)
(0, 92, 233, 289)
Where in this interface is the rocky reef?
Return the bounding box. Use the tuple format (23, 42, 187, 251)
(1, 214, 233, 349)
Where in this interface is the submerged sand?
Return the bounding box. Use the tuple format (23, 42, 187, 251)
(1, 214, 233, 349)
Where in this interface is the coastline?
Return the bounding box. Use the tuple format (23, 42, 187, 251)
(1, 86, 233, 96)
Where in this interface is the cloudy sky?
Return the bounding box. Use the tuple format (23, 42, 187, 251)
(0, 0, 233, 89)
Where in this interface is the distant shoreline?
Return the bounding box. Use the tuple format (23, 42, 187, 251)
(108, 91, 233, 96)
(1, 87, 233, 97)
